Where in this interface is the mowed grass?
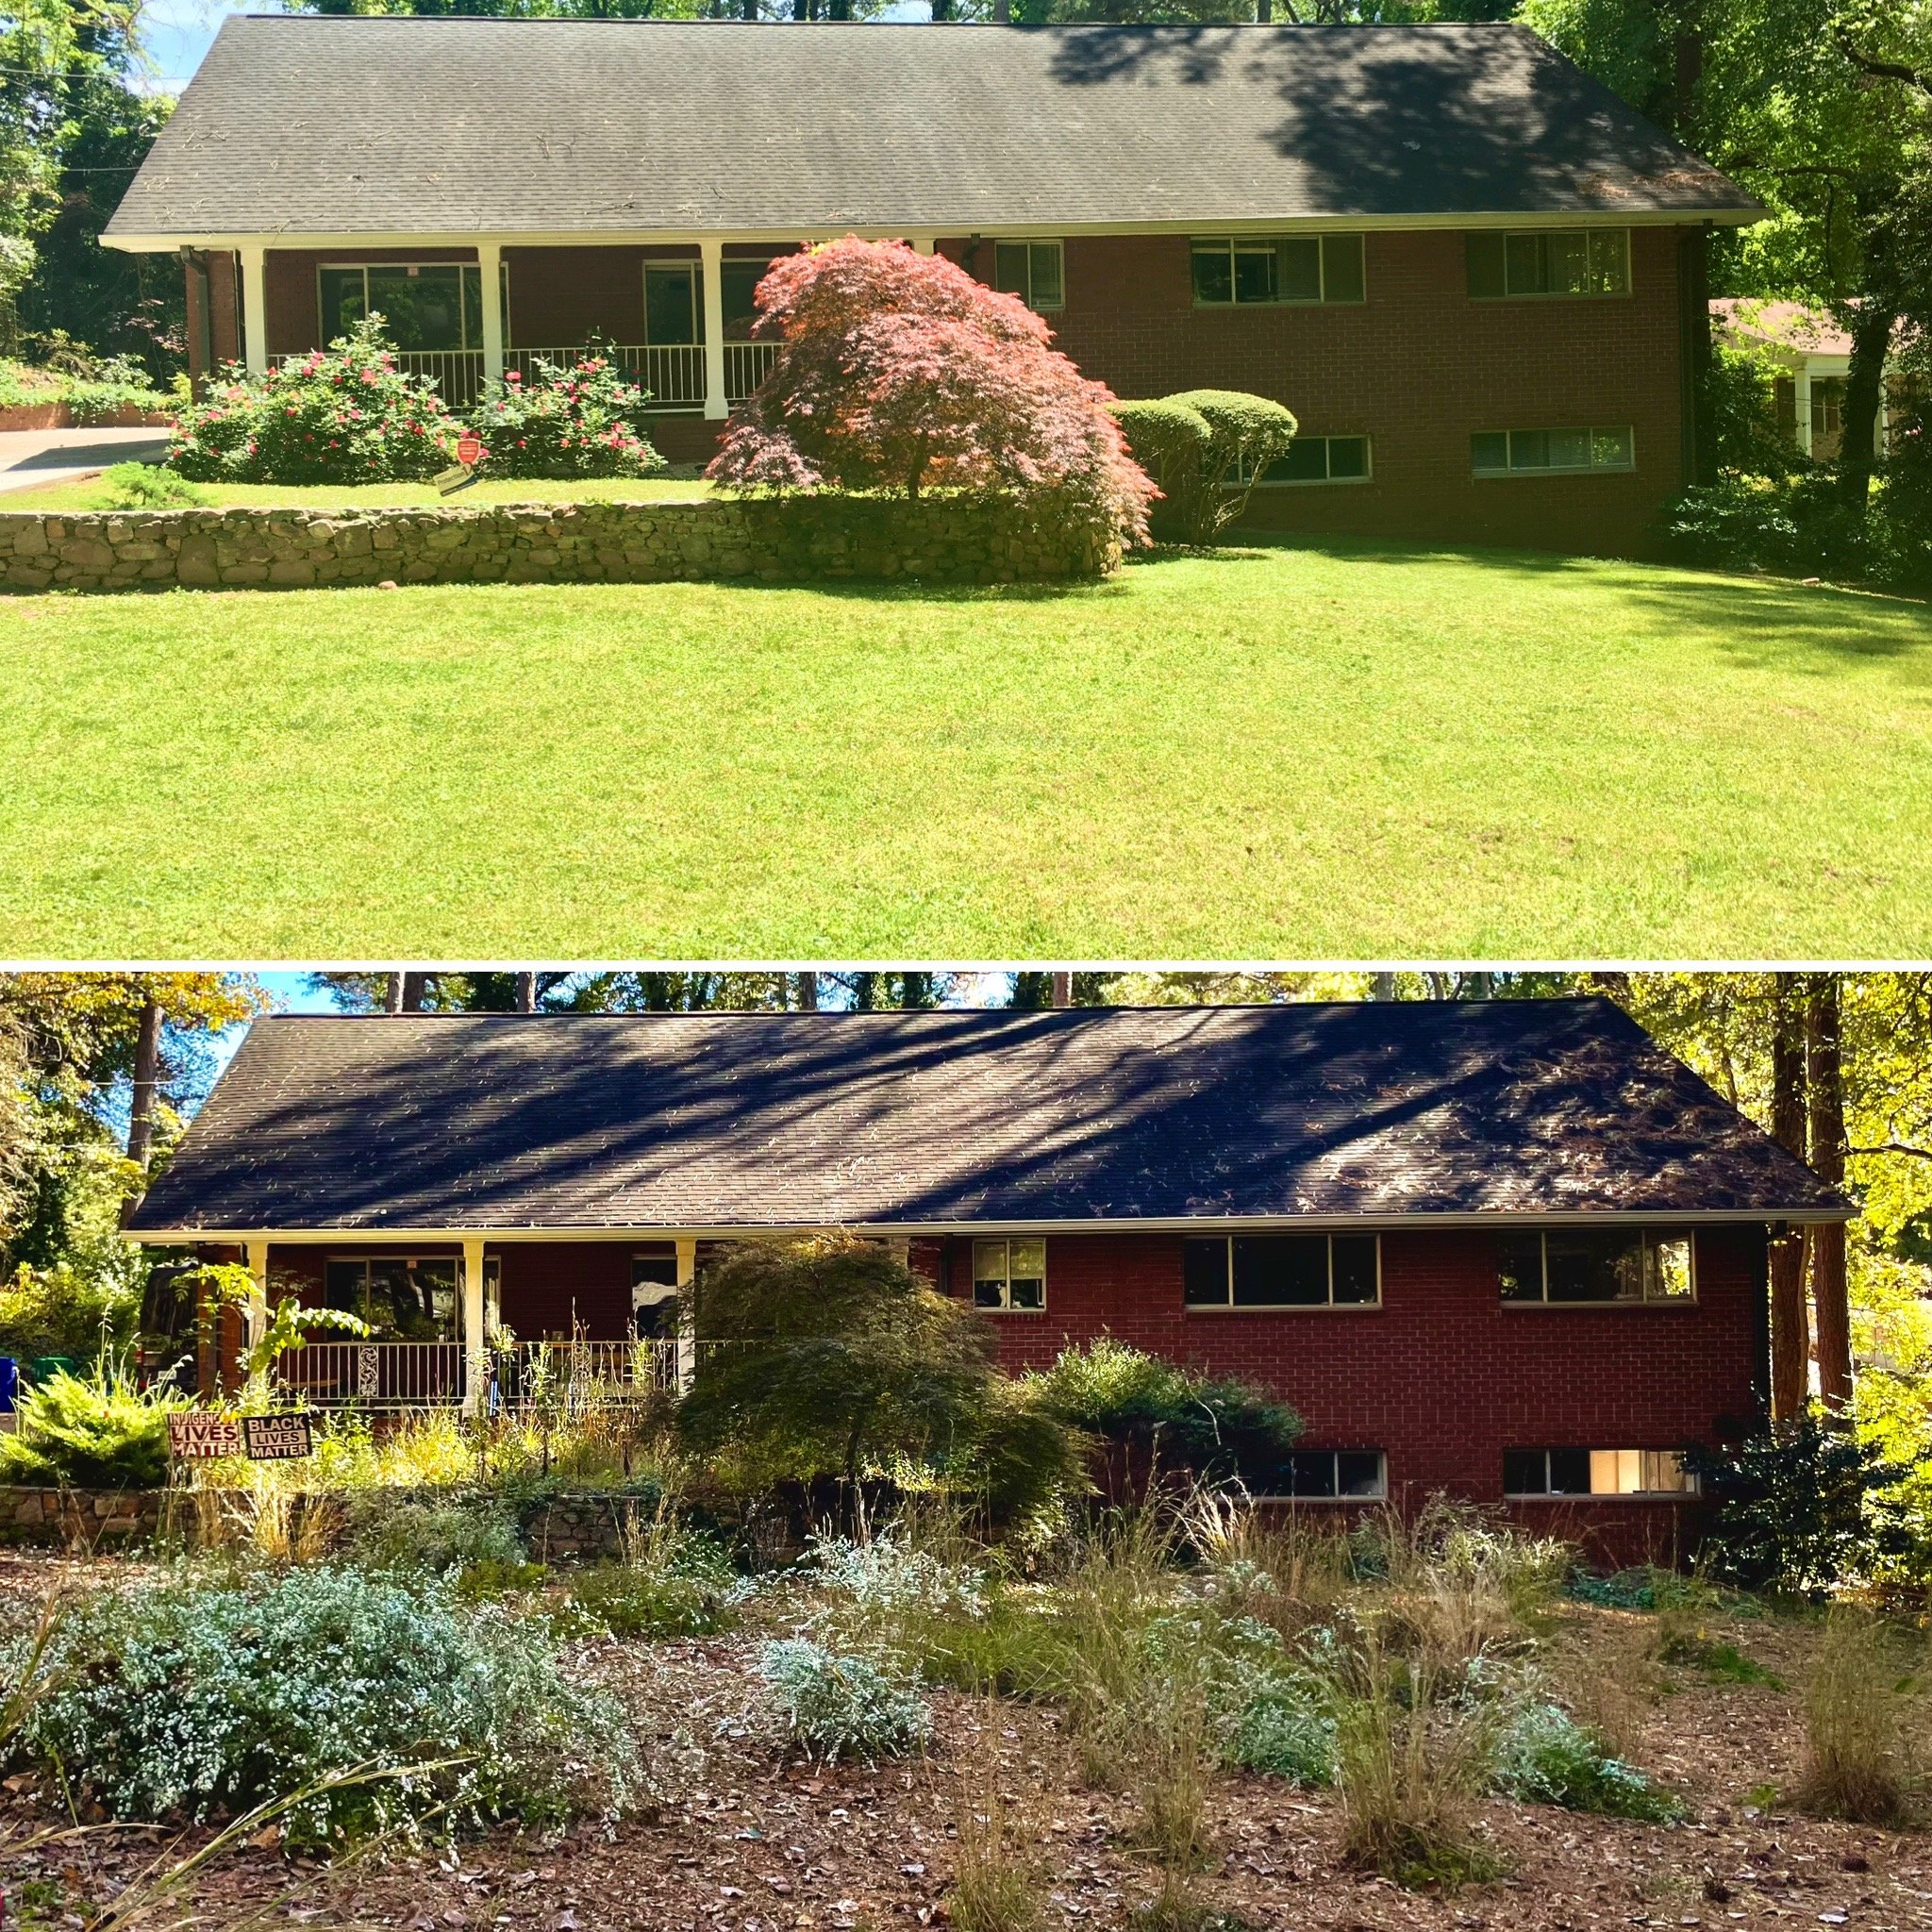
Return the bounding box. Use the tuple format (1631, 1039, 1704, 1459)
(0, 475, 714, 512)
(3, 536, 1930, 957)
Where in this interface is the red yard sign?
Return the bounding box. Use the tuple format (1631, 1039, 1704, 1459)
(168, 1413, 242, 1459)
(456, 435, 483, 468)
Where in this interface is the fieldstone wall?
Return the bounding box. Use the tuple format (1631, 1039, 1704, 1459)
(0, 1485, 174, 1548)
(0, 493, 1118, 593)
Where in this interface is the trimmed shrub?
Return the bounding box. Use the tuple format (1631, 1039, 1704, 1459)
(1112, 388, 1297, 544)
(0, 1366, 187, 1488)
(468, 353, 665, 479)
(8, 1567, 638, 1844)
(167, 316, 459, 484)
(758, 1637, 931, 1764)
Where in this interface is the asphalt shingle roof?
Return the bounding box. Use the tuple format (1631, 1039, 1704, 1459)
(126, 1000, 1842, 1236)
(105, 18, 1756, 243)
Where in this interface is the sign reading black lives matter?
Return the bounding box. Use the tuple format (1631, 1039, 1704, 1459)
(242, 1413, 315, 1461)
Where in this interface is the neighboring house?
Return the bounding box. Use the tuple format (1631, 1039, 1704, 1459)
(126, 1000, 1843, 1555)
(1712, 297, 1906, 460)
(102, 19, 1759, 557)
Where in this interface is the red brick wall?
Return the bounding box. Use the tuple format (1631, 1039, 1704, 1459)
(941, 227, 1689, 557)
(932, 1224, 1764, 1557)
(186, 252, 242, 375)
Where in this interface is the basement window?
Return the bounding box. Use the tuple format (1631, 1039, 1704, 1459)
(1498, 1230, 1694, 1305)
(974, 1238, 1046, 1311)
(993, 242, 1065, 313)
(1191, 234, 1366, 306)
(1241, 434, 1373, 485)
(1471, 427, 1634, 475)
(1504, 1449, 1698, 1497)
(1184, 1233, 1380, 1308)
(1264, 1449, 1387, 1500)
(1466, 228, 1629, 298)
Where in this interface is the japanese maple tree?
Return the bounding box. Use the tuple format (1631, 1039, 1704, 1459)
(705, 236, 1155, 544)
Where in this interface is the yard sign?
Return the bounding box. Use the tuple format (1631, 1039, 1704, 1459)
(167, 1413, 242, 1458)
(242, 1413, 314, 1460)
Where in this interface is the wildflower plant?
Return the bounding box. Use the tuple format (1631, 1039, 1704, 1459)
(167, 316, 459, 484)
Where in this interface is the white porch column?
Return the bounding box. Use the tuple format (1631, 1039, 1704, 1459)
(675, 1237, 697, 1391)
(461, 1236, 487, 1415)
(239, 244, 268, 376)
(476, 240, 505, 382)
(1794, 364, 1813, 458)
(911, 237, 935, 257)
(700, 239, 727, 420)
(243, 1239, 270, 1382)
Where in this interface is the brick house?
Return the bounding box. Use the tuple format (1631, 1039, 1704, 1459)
(127, 1000, 1842, 1555)
(103, 18, 1758, 555)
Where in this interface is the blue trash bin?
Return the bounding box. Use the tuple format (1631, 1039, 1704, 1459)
(0, 1357, 17, 1415)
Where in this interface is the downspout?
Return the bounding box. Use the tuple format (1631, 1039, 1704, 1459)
(1748, 1223, 1774, 1432)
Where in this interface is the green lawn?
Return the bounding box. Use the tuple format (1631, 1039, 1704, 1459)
(0, 475, 712, 513)
(4, 537, 1930, 957)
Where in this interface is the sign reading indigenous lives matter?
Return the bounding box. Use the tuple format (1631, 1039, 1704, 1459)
(242, 1413, 315, 1460)
(168, 1413, 242, 1458)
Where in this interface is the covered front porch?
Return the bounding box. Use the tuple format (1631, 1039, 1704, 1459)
(225, 234, 942, 415)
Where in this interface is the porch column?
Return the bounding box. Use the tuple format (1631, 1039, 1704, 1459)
(1794, 365, 1813, 458)
(675, 1237, 697, 1391)
(239, 243, 268, 376)
(243, 1239, 270, 1386)
(911, 237, 935, 257)
(461, 1236, 487, 1416)
(700, 238, 727, 420)
(476, 240, 505, 382)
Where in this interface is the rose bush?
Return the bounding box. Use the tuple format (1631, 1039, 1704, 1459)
(467, 352, 665, 479)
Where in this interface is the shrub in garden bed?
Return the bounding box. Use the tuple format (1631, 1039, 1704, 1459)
(469, 353, 665, 478)
(167, 317, 460, 484)
(1489, 1696, 1679, 1820)
(0, 1365, 187, 1488)
(1112, 389, 1298, 545)
(758, 1637, 931, 1764)
(0, 354, 173, 425)
(4, 1565, 638, 1845)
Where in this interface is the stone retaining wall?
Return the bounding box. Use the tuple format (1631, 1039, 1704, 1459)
(0, 1485, 174, 1548)
(0, 494, 1117, 592)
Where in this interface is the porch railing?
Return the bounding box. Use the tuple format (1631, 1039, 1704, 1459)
(270, 1341, 467, 1410)
(724, 341, 779, 404)
(265, 1337, 680, 1412)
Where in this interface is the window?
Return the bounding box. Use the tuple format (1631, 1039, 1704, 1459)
(1191, 234, 1365, 306)
(1466, 229, 1629, 299)
(632, 1245, 679, 1341)
(644, 263, 700, 346)
(973, 1238, 1046, 1310)
(1242, 434, 1373, 486)
(1471, 427, 1634, 476)
(318, 264, 484, 352)
(1504, 1449, 1698, 1497)
(1268, 1450, 1387, 1500)
(1184, 1233, 1380, 1308)
(322, 1257, 458, 1340)
(1498, 1229, 1693, 1305)
(722, 258, 770, 341)
(993, 241, 1064, 313)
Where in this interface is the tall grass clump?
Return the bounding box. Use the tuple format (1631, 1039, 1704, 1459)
(1795, 1609, 1922, 1826)
(947, 1715, 1043, 1932)
(4, 1566, 639, 1846)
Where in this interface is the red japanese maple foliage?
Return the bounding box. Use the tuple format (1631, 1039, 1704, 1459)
(705, 237, 1156, 544)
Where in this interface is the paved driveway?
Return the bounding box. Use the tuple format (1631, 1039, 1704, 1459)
(0, 426, 171, 495)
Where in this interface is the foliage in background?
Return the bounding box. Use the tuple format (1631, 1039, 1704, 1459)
(469, 353, 665, 479)
(6, 1566, 639, 1844)
(706, 237, 1156, 546)
(169, 318, 461, 484)
(1111, 389, 1298, 544)
(0, 351, 170, 420)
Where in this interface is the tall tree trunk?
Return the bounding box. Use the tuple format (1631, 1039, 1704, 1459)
(386, 972, 406, 1015)
(1050, 971, 1073, 1008)
(851, 972, 877, 1011)
(126, 995, 162, 1171)
(1837, 294, 1896, 508)
(1464, 971, 1494, 1000)
(514, 973, 538, 1013)
(901, 972, 933, 1008)
(400, 972, 428, 1013)
(1806, 974, 1855, 1416)
(1370, 971, 1397, 1000)
(796, 971, 819, 1009)
(1768, 974, 1810, 1423)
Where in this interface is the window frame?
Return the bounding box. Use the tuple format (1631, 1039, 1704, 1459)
(1466, 227, 1631, 300)
(1241, 434, 1374, 487)
(1503, 1448, 1700, 1500)
(1471, 426, 1635, 478)
(1256, 1449, 1388, 1503)
(642, 259, 704, 347)
(971, 1236, 1047, 1313)
(315, 262, 489, 354)
(1183, 1232, 1382, 1310)
(1190, 233, 1367, 308)
(1497, 1229, 1697, 1307)
(321, 1254, 460, 1341)
(991, 240, 1065, 315)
